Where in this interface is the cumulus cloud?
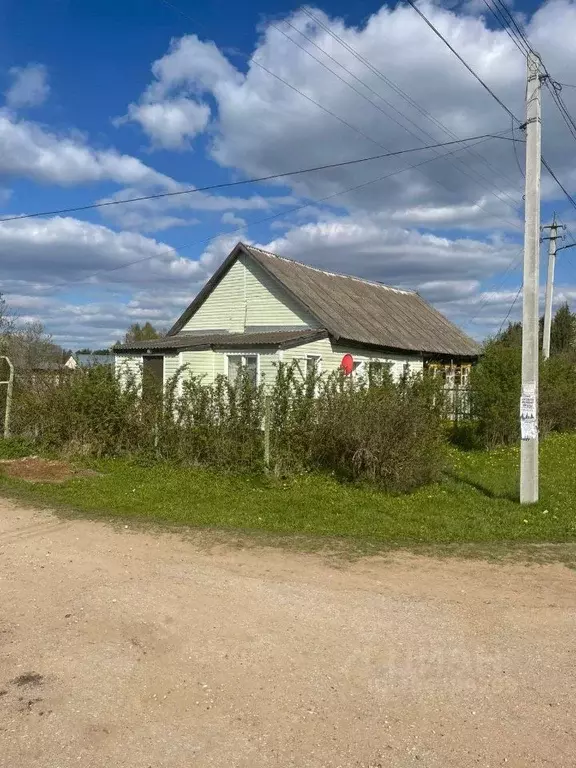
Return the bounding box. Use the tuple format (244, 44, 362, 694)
(0, 216, 203, 286)
(120, 33, 241, 150)
(121, 97, 210, 150)
(221, 211, 246, 227)
(254, 214, 518, 292)
(5, 63, 50, 109)
(0, 109, 175, 187)
(122, 2, 576, 230)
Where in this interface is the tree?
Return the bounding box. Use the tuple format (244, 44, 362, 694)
(550, 302, 576, 355)
(494, 321, 522, 348)
(124, 322, 162, 344)
(492, 303, 576, 357)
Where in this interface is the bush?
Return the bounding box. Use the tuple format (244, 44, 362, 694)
(540, 353, 576, 433)
(311, 370, 445, 491)
(468, 342, 522, 447)
(462, 342, 576, 449)
(9, 362, 446, 493)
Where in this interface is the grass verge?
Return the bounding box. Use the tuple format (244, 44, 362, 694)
(0, 433, 575, 561)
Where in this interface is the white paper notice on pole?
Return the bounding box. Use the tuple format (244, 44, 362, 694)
(520, 388, 538, 441)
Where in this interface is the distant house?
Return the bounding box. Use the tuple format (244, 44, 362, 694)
(113, 242, 478, 391)
(65, 353, 115, 370)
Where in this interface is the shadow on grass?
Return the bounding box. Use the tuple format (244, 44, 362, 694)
(443, 469, 519, 503)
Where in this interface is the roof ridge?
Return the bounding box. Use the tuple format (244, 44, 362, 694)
(244, 244, 415, 295)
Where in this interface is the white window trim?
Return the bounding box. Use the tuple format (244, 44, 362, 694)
(224, 352, 261, 385)
(298, 353, 322, 378)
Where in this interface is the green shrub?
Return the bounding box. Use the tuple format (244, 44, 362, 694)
(9, 361, 446, 493)
(540, 353, 576, 433)
(468, 342, 522, 447)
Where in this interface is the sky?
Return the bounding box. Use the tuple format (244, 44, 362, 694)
(1, 0, 576, 349)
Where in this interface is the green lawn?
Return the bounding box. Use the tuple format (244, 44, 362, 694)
(0, 433, 575, 552)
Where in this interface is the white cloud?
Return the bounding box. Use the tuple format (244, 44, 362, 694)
(0, 109, 175, 187)
(123, 2, 576, 230)
(0, 216, 203, 286)
(221, 211, 246, 227)
(5, 64, 50, 109)
(255, 214, 517, 292)
(120, 34, 241, 150)
(122, 98, 210, 150)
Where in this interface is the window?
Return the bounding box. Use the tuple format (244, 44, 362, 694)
(304, 355, 321, 377)
(227, 354, 258, 386)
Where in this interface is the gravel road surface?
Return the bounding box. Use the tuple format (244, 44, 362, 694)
(0, 498, 575, 767)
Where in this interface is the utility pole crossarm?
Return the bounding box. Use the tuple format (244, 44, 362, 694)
(542, 215, 559, 360)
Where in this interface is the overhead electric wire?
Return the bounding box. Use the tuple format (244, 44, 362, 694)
(0, 133, 520, 224)
(403, 0, 576, 221)
(403, 0, 519, 123)
(273, 13, 522, 214)
(55, 133, 506, 288)
(491, 0, 531, 52)
(497, 284, 522, 335)
(541, 156, 576, 213)
(481, 0, 530, 56)
(299, 5, 521, 194)
(158, 0, 523, 232)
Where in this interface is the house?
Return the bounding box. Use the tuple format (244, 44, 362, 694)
(65, 353, 115, 370)
(113, 242, 479, 391)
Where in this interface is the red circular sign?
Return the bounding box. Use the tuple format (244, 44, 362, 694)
(341, 353, 354, 375)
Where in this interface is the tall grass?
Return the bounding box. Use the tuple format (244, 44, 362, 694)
(10, 362, 446, 492)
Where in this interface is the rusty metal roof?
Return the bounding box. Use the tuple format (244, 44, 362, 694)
(243, 245, 479, 357)
(114, 329, 327, 354)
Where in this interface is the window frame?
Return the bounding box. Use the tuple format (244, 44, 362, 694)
(224, 352, 260, 386)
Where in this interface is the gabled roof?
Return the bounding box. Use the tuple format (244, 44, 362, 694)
(168, 242, 479, 357)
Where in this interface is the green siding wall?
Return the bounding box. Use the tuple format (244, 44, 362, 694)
(243, 257, 319, 329)
(181, 253, 318, 335)
(183, 259, 245, 333)
(115, 354, 142, 389)
(282, 338, 423, 380)
(180, 350, 215, 383)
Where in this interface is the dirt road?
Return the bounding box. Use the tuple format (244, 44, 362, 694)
(0, 499, 575, 767)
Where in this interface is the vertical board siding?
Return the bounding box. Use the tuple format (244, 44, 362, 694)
(163, 353, 181, 389)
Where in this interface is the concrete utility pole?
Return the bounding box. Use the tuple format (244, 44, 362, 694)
(520, 51, 542, 505)
(542, 214, 563, 360)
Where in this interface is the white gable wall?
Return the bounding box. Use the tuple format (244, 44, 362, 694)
(181, 253, 319, 334)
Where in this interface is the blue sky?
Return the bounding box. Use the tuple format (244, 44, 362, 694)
(1, 0, 576, 347)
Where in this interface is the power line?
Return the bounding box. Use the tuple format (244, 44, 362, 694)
(0, 133, 517, 224)
(541, 157, 576, 213)
(497, 284, 522, 335)
(491, 0, 532, 52)
(403, 0, 520, 123)
(299, 5, 522, 197)
(403, 1, 576, 221)
(160, 0, 523, 230)
(280, 10, 523, 215)
(481, 0, 530, 56)
(55, 133, 506, 288)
